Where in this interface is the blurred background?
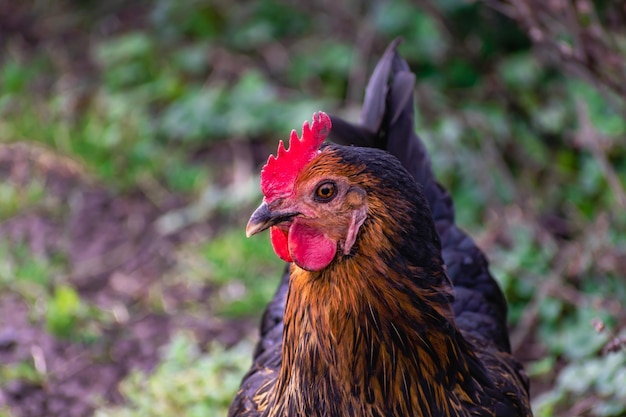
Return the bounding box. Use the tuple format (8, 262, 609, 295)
(0, 1, 625, 416)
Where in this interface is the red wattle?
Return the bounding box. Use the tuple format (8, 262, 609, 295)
(288, 219, 336, 271)
(270, 226, 292, 262)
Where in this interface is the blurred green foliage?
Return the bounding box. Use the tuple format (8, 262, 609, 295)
(0, 360, 44, 390)
(0, 241, 108, 342)
(164, 228, 284, 318)
(0, 180, 45, 220)
(94, 332, 253, 417)
(0, 0, 625, 416)
(202, 229, 284, 317)
(534, 350, 626, 417)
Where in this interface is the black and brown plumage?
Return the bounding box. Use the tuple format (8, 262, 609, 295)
(229, 39, 532, 417)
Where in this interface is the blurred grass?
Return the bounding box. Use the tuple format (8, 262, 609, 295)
(162, 227, 284, 319)
(94, 332, 254, 417)
(0, 0, 625, 416)
(202, 229, 284, 317)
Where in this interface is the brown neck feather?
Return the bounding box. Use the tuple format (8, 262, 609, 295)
(262, 164, 491, 417)
(266, 225, 485, 417)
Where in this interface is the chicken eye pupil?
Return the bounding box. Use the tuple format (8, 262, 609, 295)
(315, 182, 336, 201)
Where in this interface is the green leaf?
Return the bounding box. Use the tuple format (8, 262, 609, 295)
(46, 285, 82, 338)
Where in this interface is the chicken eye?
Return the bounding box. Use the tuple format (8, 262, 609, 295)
(314, 181, 337, 202)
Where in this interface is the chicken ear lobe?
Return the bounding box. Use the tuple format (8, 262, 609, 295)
(343, 205, 367, 255)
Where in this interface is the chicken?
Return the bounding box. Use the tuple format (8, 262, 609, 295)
(229, 39, 532, 417)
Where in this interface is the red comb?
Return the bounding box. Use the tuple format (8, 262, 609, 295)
(260, 112, 331, 202)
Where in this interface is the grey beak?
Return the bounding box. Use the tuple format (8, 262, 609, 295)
(246, 202, 299, 237)
(246, 202, 273, 237)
